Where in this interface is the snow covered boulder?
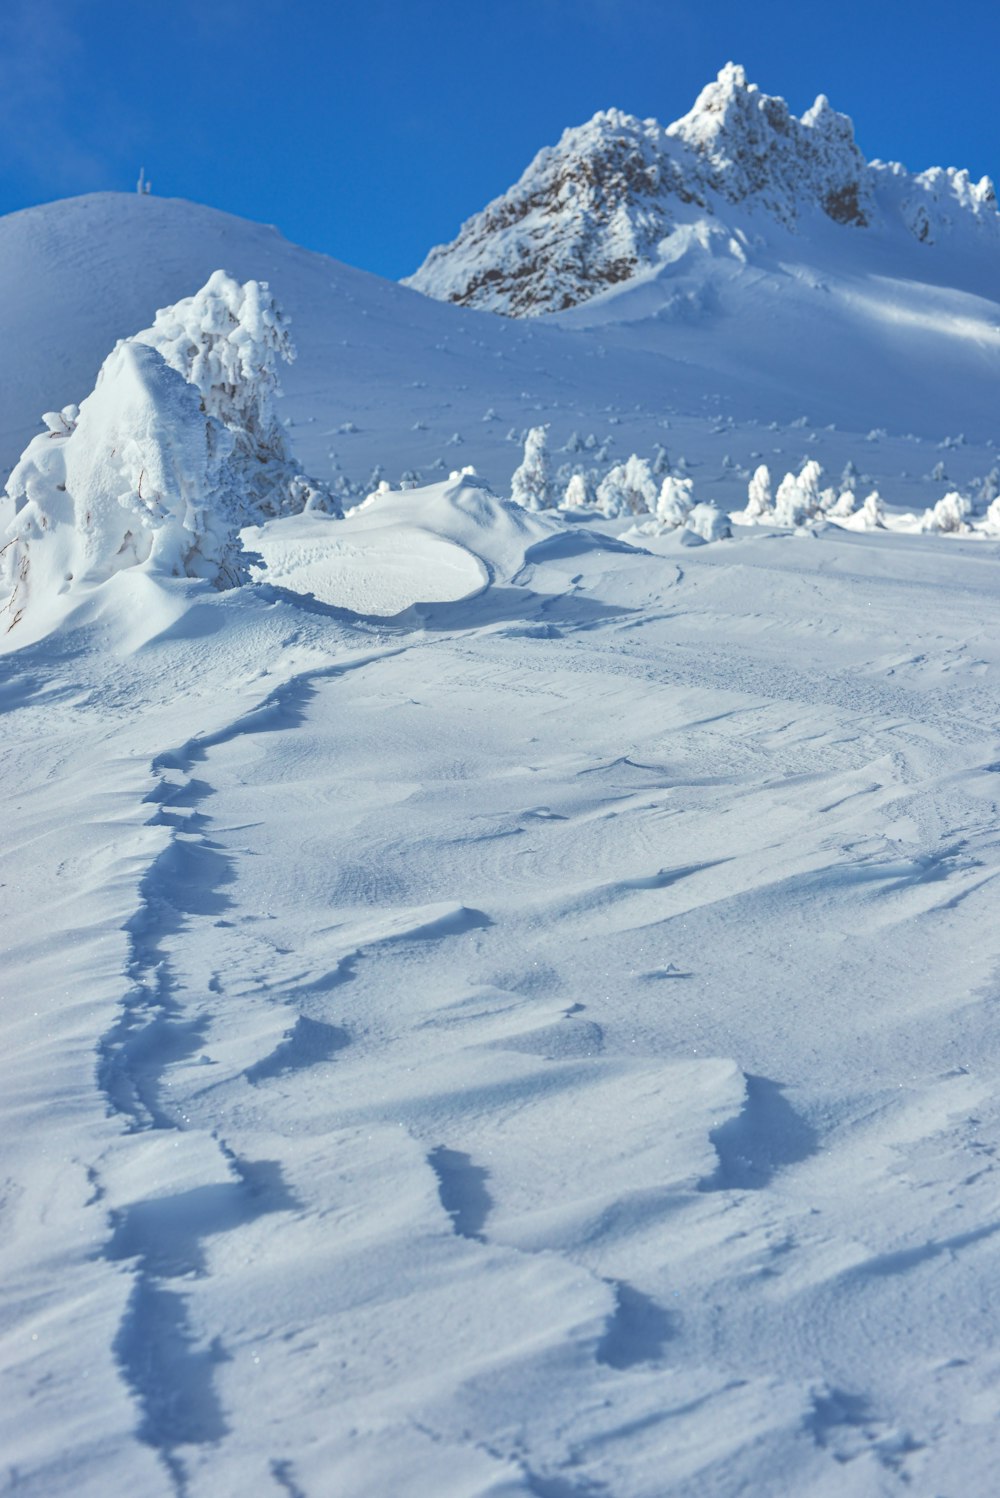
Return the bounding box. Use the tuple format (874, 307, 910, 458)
(134, 269, 340, 519)
(684, 502, 731, 542)
(2, 340, 249, 630)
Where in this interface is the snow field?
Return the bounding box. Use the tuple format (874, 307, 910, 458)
(4, 505, 1000, 1492)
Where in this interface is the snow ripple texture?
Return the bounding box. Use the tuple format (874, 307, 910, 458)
(3, 505, 1000, 1496)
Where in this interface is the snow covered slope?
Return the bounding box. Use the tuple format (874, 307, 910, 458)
(4, 133, 1000, 1496)
(405, 63, 1000, 316)
(2, 184, 999, 528)
(4, 489, 1000, 1496)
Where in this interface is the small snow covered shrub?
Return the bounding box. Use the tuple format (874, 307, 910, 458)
(655, 475, 695, 527)
(41, 404, 79, 437)
(2, 341, 249, 626)
(135, 269, 340, 518)
(829, 490, 858, 519)
(685, 502, 731, 542)
(564, 472, 594, 508)
(921, 491, 971, 533)
(510, 425, 554, 510)
(745, 464, 772, 521)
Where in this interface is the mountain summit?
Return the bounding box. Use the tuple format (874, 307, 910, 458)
(404, 64, 999, 315)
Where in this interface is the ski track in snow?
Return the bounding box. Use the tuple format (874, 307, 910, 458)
(4, 521, 1000, 1495)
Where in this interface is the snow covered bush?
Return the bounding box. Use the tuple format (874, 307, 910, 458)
(685, 502, 731, 542)
(564, 472, 594, 508)
(135, 270, 340, 519)
(921, 491, 971, 533)
(2, 340, 250, 627)
(655, 475, 695, 527)
(828, 489, 858, 519)
(41, 405, 79, 438)
(510, 426, 554, 510)
(597, 454, 657, 517)
(745, 464, 772, 521)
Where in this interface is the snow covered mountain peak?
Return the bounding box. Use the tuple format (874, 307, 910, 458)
(667, 62, 871, 229)
(404, 64, 999, 315)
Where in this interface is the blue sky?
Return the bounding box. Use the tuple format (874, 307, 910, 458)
(1, 0, 998, 280)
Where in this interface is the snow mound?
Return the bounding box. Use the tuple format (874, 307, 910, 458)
(248, 473, 559, 617)
(2, 340, 249, 637)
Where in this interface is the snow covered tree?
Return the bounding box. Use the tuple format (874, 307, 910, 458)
(859, 490, 886, 528)
(921, 492, 971, 533)
(596, 454, 657, 517)
(798, 459, 823, 511)
(745, 464, 772, 520)
(510, 426, 554, 510)
(773, 472, 806, 526)
(135, 270, 341, 519)
(655, 475, 695, 527)
(652, 442, 671, 477)
(596, 464, 628, 517)
(3, 340, 250, 627)
(620, 454, 658, 514)
(829, 489, 858, 519)
(774, 460, 823, 527)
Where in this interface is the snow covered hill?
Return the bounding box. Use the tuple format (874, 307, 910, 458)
(3, 163, 999, 542)
(405, 63, 1000, 316)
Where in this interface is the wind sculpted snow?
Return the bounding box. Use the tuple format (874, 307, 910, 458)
(3, 483, 1000, 1495)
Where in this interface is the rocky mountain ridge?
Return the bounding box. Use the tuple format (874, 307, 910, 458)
(404, 63, 999, 315)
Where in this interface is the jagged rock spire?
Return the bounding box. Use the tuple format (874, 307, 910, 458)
(404, 65, 1000, 317)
